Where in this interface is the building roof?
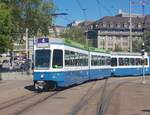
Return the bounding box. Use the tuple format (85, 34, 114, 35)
(78, 21, 94, 27)
(66, 12, 150, 31)
(89, 14, 150, 31)
(93, 16, 144, 29)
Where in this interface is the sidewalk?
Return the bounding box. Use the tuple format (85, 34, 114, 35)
(0, 72, 33, 80)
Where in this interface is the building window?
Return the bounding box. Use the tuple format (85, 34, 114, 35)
(116, 23, 121, 28)
(103, 23, 106, 28)
(132, 24, 134, 28)
(138, 23, 142, 28)
(96, 24, 98, 28)
(123, 23, 128, 28)
(108, 42, 113, 46)
(108, 37, 113, 40)
(123, 42, 128, 46)
(109, 23, 113, 28)
(116, 37, 120, 40)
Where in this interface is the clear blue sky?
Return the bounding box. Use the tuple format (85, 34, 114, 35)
(53, 0, 150, 26)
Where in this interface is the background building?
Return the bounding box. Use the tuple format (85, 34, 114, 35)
(84, 11, 150, 52)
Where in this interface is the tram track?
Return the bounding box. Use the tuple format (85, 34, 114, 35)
(70, 77, 137, 115)
(97, 81, 129, 115)
(69, 78, 120, 115)
(97, 78, 140, 115)
(0, 90, 60, 115)
(0, 92, 38, 110)
(69, 80, 97, 115)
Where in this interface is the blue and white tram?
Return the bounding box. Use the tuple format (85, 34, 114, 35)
(111, 52, 150, 76)
(33, 38, 111, 90)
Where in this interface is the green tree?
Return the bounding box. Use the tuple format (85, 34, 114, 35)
(143, 31, 150, 53)
(60, 27, 86, 44)
(1, 0, 54, 38)
(132, 39, 142, 52)
(22, 0, 54, 36)
(0, 0, 54, 52)
(0, 3, 13, 53)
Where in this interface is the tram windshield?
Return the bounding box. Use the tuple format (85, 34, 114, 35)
(35, 49, 51, 69)
(52, 49, 63, 68)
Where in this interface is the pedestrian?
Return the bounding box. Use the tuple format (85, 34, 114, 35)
(20, 63, 25, 74)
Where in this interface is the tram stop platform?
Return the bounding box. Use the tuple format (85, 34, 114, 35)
(106, 76, 150, 115)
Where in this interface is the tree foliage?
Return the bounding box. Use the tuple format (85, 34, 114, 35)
(0, 3, 13, 53)
(0, 0, 54, 52)
(132, 39, 142, 52)
(143, 31, 150, 53)
(60, 27, 86, 45)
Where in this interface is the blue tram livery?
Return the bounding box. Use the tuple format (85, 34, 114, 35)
(33, 38, 111, 90)
(111, 52, 150, 76)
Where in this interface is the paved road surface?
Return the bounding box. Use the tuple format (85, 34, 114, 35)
(0, 77, 150, 115)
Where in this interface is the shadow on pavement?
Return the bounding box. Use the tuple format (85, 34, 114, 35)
(142, 110, 150, 112)
(24, 85, 35, 92)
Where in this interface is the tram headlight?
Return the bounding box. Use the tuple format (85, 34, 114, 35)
(40, 74, 44, 79)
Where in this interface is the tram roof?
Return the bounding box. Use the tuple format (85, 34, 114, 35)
(111, 52, 141, 56)
(64, 38, 110, 53)
(36, 37, 110, 53)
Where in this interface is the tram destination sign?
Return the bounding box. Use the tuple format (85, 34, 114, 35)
(37, 37, 49, 47)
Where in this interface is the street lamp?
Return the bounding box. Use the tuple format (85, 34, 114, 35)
(102, 38, 105, 49)
(25, 28, 29, 59)
(141, 42, 145, 84)
(129, 0, 133, 52)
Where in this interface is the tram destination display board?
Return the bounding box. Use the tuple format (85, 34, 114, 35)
(37, 38, 49, 47)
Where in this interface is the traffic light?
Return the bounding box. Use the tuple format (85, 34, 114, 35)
(141, 43, 145, 56)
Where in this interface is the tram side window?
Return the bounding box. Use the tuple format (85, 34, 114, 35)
(91, 55, 110, 66)
(119, 58, 124, 66)
(65, 50, 74, 66)
(142, 58, 148, 65)
(125, 58, 129, 65)
(111, 58, 117, 66)
(145, 59, 148, 65)
(79, 54, 88, 66)
(130, 58, 135, 65)
(135, 58, 141, 65)
(106, 56, 111, 65)
(91, 55, 97, 66)
(101, 56, 105, 65)
(65, 50, 88, 67)
(97, 56, 101, 66)
(52, 50, 63, 68)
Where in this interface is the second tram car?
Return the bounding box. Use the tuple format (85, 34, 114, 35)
(33, 38, 111, 90)
(111, 52, 150, 76)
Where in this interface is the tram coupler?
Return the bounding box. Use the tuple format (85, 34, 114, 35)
(34, 81, 46, 91)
